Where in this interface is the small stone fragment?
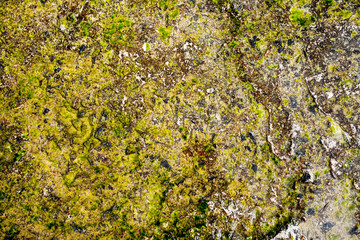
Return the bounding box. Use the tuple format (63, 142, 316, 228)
(248, 132, 256, 144)
(43, 108, 50, 115)
(240, 134, 246, 141)
(54, 67, 61, 73)
(160, 160, 171, 169)
(251, 163, 257, 173)
(249, 36, 260, 48)
(206, 88, 215, 94)
(330, 158, 343, 179)
(79, 45, 86, 54)
(289, 95, 298, 108)
(274, 40, 283, 53)
(349, 226, 358, 235)
(301, 172, 312, 183)
(44, 31, 50, 38)
(321, 222, 334, 233)
(306, 208, 315, 216)
(308, 104, 318, 114)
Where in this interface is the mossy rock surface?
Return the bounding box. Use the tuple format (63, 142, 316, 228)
(1, 0, 359, 239)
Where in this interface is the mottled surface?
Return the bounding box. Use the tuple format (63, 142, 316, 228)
(0, 0, 359, 239)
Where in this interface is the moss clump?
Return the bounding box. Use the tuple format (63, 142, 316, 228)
(170, 8, 180, 19)
(104, 15, 134, 46)
(289, 8, 315, 27)
(158, 26, 173, 40)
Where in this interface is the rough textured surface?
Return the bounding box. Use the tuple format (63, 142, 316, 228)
(0, 0, 359, 239)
